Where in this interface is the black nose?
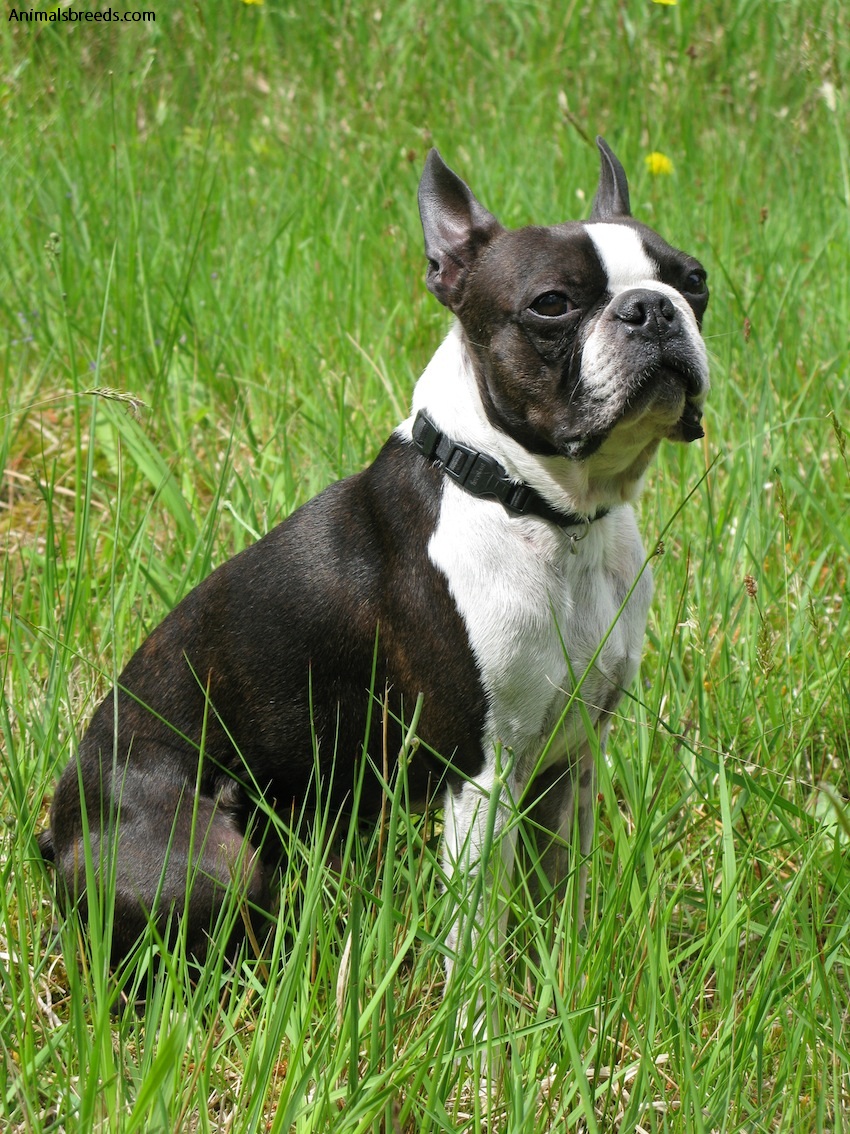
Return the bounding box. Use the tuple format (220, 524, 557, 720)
(613, 288, 680, 337)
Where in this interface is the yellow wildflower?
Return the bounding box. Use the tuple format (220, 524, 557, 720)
(645, 151, 674, 176)
(242, 0, 264, 5)
(652, 0, 677, 5)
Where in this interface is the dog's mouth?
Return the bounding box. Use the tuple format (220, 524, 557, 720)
(558, 362, 706, 460)
(628, 352, 706, 402)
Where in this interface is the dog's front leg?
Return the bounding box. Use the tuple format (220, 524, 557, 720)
(440, 753, 518, 1035)
(528, 745, 599, 926)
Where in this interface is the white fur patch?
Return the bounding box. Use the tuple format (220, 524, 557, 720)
(586, 223, 658, 294)
(427, 481, 651, 771)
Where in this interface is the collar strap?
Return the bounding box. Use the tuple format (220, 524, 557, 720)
(411, 410, 609, 531)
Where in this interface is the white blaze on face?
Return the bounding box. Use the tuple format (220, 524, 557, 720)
(586, 223, 658, 295)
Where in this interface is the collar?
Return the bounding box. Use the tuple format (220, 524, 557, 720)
(410, 410, 610, 538)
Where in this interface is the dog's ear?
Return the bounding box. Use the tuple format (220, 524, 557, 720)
(590, 137, 632, 221)
(418, 149, 502, 310)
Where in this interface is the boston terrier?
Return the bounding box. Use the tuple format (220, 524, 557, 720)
(39, 139, 709, 988)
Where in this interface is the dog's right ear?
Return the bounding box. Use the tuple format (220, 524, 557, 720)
(418, 149, 502, 310)
(590, 136, 632, 221)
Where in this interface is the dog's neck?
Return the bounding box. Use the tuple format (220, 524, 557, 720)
(406, 325, 655, 516)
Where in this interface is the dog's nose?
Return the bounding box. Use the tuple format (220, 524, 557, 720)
(613, 289, 679, 336)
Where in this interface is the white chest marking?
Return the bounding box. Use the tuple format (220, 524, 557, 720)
(427, 483, 653, 776)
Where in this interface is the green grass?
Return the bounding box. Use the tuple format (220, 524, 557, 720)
(2, 1, 849, 1130)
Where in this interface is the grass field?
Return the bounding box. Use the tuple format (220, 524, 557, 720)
(2, 1, 849, 1130)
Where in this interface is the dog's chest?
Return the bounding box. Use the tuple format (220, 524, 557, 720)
(428, 483, 652, 765)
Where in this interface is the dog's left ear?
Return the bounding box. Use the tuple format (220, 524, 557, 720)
(590, 136, 632, 221)
(418, 149, 502, 310)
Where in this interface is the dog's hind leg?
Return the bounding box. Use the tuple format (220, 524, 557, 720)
(47, 766, 272, 969)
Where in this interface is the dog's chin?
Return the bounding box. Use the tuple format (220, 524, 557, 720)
(557, 378, 705, 461)
(649, 376, 706, 443)
(642, 381, 706, 444)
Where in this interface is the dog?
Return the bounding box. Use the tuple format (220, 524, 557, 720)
(39, 138, 709, 989)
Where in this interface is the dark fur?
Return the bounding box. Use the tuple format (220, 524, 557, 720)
(40, 438, 487, 963)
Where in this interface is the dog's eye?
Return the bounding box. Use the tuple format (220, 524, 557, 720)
(685, 269, 707, 295)
(529, 291, 573, 317)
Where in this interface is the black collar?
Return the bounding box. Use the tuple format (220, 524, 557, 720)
(411, 410, 609, 531)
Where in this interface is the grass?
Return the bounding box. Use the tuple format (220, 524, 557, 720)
(1, 0, 849, 1130)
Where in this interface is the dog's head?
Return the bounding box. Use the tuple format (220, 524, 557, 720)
(418, 139, 709, 487)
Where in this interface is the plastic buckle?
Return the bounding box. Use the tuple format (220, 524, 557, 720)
(443, 442, 479, 483)
(412, 412, 440, 460)
(463, 452, 509, 498)
(444, 449, 511, 502)
(502, 483, 534, 515)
